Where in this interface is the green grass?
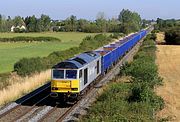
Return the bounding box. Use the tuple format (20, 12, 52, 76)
(0, 32, 99, 43)
(0, 32, 100, 73)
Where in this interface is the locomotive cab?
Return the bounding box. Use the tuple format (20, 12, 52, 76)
(50, 61, 81, 99)
(51, 69, 79, 94)
(50, 51, 102, 101)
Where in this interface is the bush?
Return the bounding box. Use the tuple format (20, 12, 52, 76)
(152, 30, 160, 33)
(128, 82, 164, 111)
(14, 57, 46, 76)
(120, 40, 159, 87)
(165, 27, 180, 45)
(110, 33, 125, 39)
(79, 34, 113, 51)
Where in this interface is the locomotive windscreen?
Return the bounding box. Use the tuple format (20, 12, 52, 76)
(65, 70, 77, 79)
(53, 70, 64, 79)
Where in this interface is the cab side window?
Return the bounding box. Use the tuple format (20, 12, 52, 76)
(84, 68, 88, 85)
(79, 70, 82, 78)
(97, 60, 99, 74)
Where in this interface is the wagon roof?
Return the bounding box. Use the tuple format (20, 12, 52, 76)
(53, 51, 101, 69)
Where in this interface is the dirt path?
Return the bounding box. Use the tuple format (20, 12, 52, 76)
(156, 45, 180, 121)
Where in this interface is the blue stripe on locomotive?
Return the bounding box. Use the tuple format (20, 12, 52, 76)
(101, 30, 147, 73)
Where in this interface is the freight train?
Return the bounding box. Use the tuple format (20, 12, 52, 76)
(50, 29, 148, 101)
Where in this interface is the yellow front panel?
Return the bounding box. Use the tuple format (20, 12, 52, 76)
(51, 79, 79, 93)
(58, 80, 71, 88)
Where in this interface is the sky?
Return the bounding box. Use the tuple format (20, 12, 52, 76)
(0, 0, 179, 20)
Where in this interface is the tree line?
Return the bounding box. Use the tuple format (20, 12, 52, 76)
(0, 9, 150, 34)
(155, 18, 180, 31)
(155, 18, 180, 44)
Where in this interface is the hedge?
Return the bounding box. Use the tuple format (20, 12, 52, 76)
(164, 27, 180, 45)
(14, 57, 47, 76)
(120, 33, 164, 115)
(0, 36, 61, 42)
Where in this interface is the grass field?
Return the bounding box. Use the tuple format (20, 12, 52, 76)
(0, 32, 99, 73)
(156, 45, 180, 121)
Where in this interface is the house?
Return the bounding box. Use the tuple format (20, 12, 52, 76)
(11, 25, 27, 32)
(11, 26, 15, 32)
(20, 25, 26, 30)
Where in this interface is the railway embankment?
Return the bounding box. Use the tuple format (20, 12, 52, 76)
(81, 33, 164, 121)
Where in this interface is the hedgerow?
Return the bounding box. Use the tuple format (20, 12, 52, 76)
(14, 57, 47, 76)
(82, 33, 164, 121)
(0, 36, 61, 42)
(164, 27, 180, 45)
(14, 33, 121, 76)
(110, 33, 125, 39)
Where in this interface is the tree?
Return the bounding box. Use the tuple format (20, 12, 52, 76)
(96, 12, 107, 32)
(26, 15, 37, 32)
(77, 19, 89, 32)
(13, 16, 24, 26)
(64, 15, 77, 31)
(118, 9, 132, 23)
(0, 15, 11, 32)
(118, 9, 142, 34)
(70, 15, 77, 31)
(107, 17, 120, 32)
(39, 14, 51, 31)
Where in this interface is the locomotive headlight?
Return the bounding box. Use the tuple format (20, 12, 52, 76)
(71, 88, 78, 91)
(52, 87, 58, 90)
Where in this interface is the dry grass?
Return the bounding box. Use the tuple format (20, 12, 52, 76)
(156, 45, 180, 121)
(112, 76, 132, 83)
(0, 70, 50, 105)
(156, 32, 165, 44)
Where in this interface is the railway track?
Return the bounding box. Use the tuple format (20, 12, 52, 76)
(2, 95, 50, 122)
(38, 104, 73, 122)
(38, 90, 93, 122)
(0, 35, 148, 122)
(0, 83, 50, 122)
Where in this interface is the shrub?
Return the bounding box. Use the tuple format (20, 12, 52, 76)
(128, 82, 164, 111)
(110, 33, 125, 39)
(79, 34, 113, 51)
(165, 27, 180, 45)
(152, 30, 160, 33)
(14, 57, 46, 76)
